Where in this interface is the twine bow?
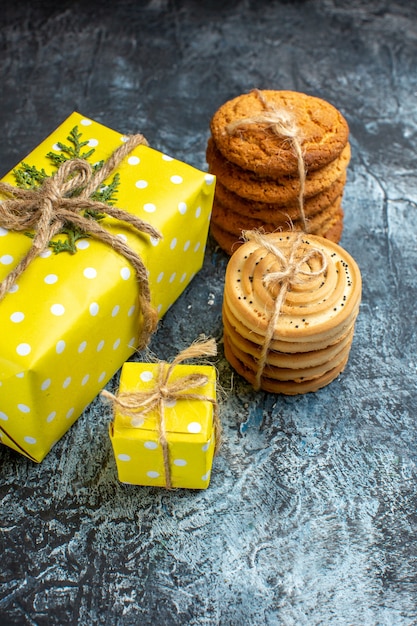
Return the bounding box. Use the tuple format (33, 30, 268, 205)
(0, 134, 162, 348)
(243, 230, 328, 390)
(101, 337, 220, 489)
(227, 89, 308, 231)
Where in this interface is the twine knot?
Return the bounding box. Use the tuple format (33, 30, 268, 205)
(102, 337, 221, 489)
(264, 259, 301, 285)
(44, 158, 93, 202)
(0, 133, 162, 348)
(243, 230, 328, 390)
(227, 89, 307, 231)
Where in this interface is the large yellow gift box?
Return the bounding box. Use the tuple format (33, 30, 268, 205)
(109, 360, 218, 489)
(0, 112, 215, 462)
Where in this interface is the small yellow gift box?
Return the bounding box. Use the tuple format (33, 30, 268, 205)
(107, 340, 219, 489)
(0, 112, 215, 462)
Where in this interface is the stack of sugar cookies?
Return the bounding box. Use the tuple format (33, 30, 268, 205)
(222, 230, 362, 394)
(206, 89, 351, 255)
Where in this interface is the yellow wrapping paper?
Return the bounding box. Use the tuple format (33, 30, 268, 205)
(110, 362, 217, 489)
(0, 112, 215, 462)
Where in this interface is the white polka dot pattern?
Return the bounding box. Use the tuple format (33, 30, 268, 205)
(0, 111, 215, 462)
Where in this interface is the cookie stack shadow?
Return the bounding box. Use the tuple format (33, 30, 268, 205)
(222, 231, 362, 394)
(206, 89, 351, 255)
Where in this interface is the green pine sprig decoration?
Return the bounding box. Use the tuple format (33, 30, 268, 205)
(13, 125, 121, 254)
(46, 125, 96, 165)
(24, 228, 89, 254)
(13, 162, 49, 188)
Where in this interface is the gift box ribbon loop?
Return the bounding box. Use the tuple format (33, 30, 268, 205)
(0, 134, 162, 347)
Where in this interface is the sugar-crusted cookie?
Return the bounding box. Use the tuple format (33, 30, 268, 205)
(206, 90, 351, 258)
(210, 206, 345, 256)
(209, 220, 242, 255)
(315, 207, 344, 242)
(317, 207, 344, 238)
(210, 89, 350, 177)
(206, 137, 351, 204)
(211, 194, 343, 239)
(214, 173, 347, 222)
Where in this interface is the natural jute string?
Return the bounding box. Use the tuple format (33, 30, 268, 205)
(101, 337, 221, 490)
(0, 134, 162, 348)
(227, 88, 308, 232)
(242, 230, 328, 390)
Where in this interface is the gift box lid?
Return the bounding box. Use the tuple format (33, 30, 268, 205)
(112, 361, 216, 441)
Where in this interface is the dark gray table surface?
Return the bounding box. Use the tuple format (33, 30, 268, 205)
(1, 1, 417, 624)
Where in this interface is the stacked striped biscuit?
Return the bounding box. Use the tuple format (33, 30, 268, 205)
(222, 231, 362, 394)
(206, 90, 351, 255)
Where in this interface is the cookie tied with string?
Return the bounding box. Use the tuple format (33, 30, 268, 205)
(211, 89, 349, 177)
(206, 89, 351, 254)
(222, 231, 362, 394)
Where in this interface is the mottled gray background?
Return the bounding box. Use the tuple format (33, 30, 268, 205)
(1, 1, 417, 624)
